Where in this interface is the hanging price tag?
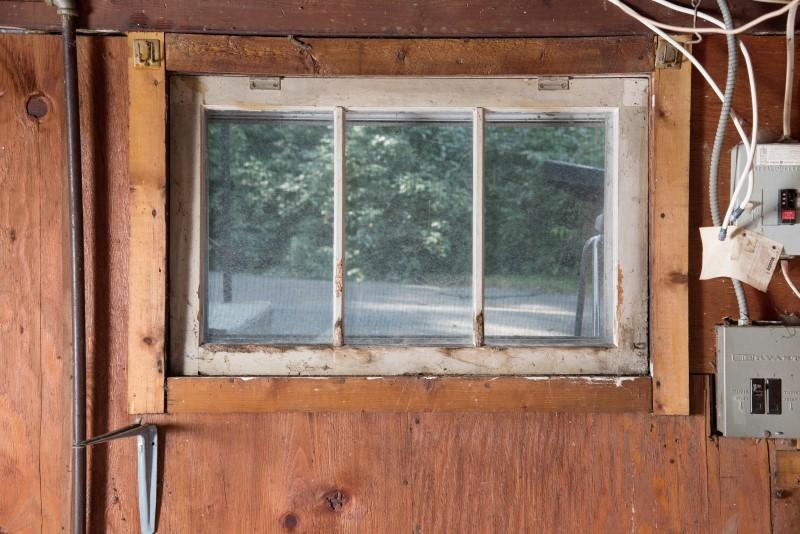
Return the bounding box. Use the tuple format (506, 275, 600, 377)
(699, 227, 782, 292)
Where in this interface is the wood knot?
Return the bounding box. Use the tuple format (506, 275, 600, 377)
(323, 489, 348, 512)
(281, 513, 299, 530)
(668, 271, 689, 284)
(26, 94, 48, 120)
(143, 336, 155, 345)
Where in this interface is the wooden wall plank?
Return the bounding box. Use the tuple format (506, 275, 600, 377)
(410, 410, 712, 532)
(0, 0, 786, 37)
(149, 413, 414, 533)
(0, 34, 70, 532)
(165, 35, 656, 76)
(166, 377, 653, 414)
(127, 32, 167, 414)
(650, 37, 692, 415)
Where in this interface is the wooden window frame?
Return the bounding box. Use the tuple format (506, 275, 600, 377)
(128, 33, 689, 415)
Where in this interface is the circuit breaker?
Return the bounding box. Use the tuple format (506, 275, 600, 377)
(716, 325, 800, 438)
(731, 143, 800, 255)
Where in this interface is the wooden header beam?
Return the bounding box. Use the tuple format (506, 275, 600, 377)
(165, 35, 656, 76)
(0, 1, 785, 37)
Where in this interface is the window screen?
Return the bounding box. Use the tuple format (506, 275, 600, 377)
(202, 110, 610, 346)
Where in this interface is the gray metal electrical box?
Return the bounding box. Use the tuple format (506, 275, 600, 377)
(716, 325, 800, 438)
(732, 143, 800, 255)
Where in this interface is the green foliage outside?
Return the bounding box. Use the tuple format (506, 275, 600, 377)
(206, 118, 604, 292)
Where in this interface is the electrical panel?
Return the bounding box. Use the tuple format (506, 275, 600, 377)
(716, 325, 800, 438)
(731, 143, 800, 255)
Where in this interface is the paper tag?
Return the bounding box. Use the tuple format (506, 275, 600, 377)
(699, 227, 782, 292)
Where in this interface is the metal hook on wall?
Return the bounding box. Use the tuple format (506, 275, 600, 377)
(77, 423, 159, 534)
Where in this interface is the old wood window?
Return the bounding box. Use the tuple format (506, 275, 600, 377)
(169, 76, 649, 377)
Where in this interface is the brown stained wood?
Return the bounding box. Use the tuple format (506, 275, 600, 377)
(167, 377, 653, 413)
(146, 413, 413, 533)
(0, 0, 786, 36)
(651, 37, 691, 415)
(77, 36, 133, 528)
(410, 398, 712, 532)
(770, 440, 800, 533)
(127, 32, 166, 414)
(714, 437, 772, 533)
(689, 36, 800, 374)
(0, 34, 71, 532)
(165, 35, 655, 76)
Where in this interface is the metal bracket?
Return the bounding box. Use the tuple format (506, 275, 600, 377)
(133, 39, 162, 68)
(80, 423, 158, 534)
(537, 76, 570, 91)
(655, 37, 684, 69)
(249, 77, 282, 90)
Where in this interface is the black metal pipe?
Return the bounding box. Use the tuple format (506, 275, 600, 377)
(58, 9, 87, 534)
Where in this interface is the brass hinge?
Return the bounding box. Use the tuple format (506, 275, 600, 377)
(655, 37, 684, 69)
(132, 38, 162, 68)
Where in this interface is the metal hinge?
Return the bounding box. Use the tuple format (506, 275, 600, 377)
(655, 37, 684, 69)
(249, 77, 282, 91)
(132, 39, 162, 68)
(537, 77, 570, 91)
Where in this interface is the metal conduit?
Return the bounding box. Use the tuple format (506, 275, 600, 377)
(45, 0, 87, 532)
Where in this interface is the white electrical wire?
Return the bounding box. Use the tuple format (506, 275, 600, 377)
(612, 0, 799, 35)
(783, 3, 797, 139)
(608, 0, 759, 236)
(781, 260, 800, 299)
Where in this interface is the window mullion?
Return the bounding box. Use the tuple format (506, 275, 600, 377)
(333, 106, 346, 346)
(472, 107, 485, 347)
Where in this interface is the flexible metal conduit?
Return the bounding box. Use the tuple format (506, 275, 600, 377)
(710, 0, 750, 324)
(46, 0, 87, 531)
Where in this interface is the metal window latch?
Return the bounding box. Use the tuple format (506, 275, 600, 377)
(78, 422, 158, 534)
(537, 76, 570, 91)
(133, 39, 162, 68)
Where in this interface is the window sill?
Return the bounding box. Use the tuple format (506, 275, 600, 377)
(165, 375, 652, 413)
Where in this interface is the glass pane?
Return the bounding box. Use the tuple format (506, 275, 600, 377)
(345, 119, 472, 344)
(484, 121, 607, 341)
(205, 116, 333, 343)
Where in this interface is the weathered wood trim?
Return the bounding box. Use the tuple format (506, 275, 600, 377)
(164, 35, 657, 76)
(127, 32, 167, 414)
(167, 376, 652, 413)
(650, 36, 691, 415)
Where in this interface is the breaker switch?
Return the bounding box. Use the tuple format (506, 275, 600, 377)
(779, 189, 797, 225)
(751, 378, 766, 414)
(767, 378, 783, 415)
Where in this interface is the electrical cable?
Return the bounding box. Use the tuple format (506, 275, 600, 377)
(782, 260, 800, 299)
(783, 2, 797, 140)
(711, 0, 751, 323)
(611, 0, 799, 35)
(607, 0, 759, 239)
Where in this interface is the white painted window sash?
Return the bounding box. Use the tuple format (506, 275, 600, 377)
(472, 107, 485, 347)
(333, 106, 346, 346)
(169, 76, 650, 376)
